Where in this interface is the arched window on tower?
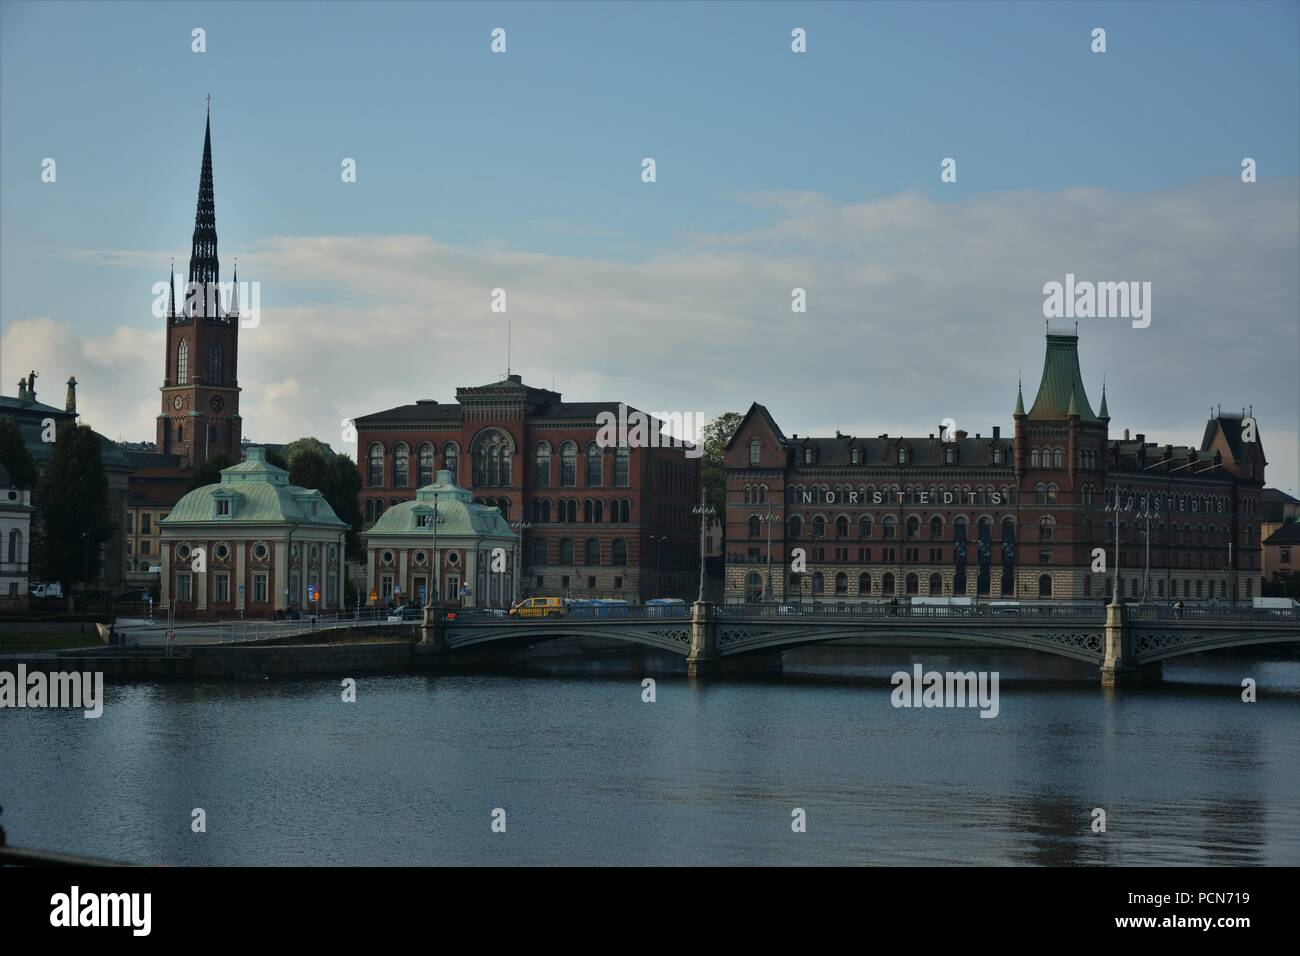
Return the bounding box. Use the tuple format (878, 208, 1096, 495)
(208, 340, 223, 386)
(587, 443, 603, 486)
(393, 443, 409, 487)
(367, 443, 384, 487)
(418, 443, 434, 486)
(176, 340, 189, 385)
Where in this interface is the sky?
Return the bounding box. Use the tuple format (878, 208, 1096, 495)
(1, 0, 1297, 492)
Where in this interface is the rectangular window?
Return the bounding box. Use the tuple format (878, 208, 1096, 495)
(254, 573, 268, 603)
(176, 573, 192, 601)
(614, 576, 622, 589)
(1282, 548, 1292, 564)
(290, 573, 300, 604)
(905, 547, 919, 562)
(217, 499, 231, 516)
(327, 572, 337, 605)
(215, 573, 230, 603)
(1039, 551, 1052, 565)
(535, 575, 544, 587)
(561, 575, 570, 588)
(141, 515, 151, 534)
(126, 513, 134, 533)
(127, 539, 134, 554)
(858, 548, 867, 562)
(381, 575, 394, 600)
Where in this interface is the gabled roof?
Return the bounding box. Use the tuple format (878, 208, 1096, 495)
(1263, 522, 1300, 546)
(725, 402, 788, 452)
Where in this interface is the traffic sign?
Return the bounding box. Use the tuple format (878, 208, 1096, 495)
(368, 589, 378, 604)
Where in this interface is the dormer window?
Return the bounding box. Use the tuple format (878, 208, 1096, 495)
(993, 447, 1003, 465)
(803, 447, 814, 465)
(851, 446, 861, 464)
(944, 447, 956, 465)
(897, 447, 907, 465)
(749, 438, 762, 466)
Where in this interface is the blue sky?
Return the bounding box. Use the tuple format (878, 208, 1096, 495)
(2, 0, 1298, 489)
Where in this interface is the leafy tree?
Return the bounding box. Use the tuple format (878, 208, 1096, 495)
(282, 436, 333, 466)
(36, 423, 113, 589)
(700, 412, 743, 521)
(0, 419, 37, 489)
(264, 447, 288, 470)
(325, 454, 364, 556)
(189, 451, 233, 489)
(289, 448, 330, 491)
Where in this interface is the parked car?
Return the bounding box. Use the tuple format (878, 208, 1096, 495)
(385, 605, 423, 622)
(508, 597, 569, 619)
(29, 582, 63, 599)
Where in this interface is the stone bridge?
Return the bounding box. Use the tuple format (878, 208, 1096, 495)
(426, 602, 1300, 686)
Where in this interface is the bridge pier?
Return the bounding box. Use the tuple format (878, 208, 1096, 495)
(686, 601, 719, 677)
(420, 605, 447, 652)
(1100, 602, 1162, 686)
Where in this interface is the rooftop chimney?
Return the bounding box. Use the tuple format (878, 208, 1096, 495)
(65, 376, 77, 414)
(993, 426, 1001, 440)
(1124, 428, 1130, 440)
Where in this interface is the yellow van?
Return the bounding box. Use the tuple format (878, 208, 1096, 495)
(508, 597, 569, 619)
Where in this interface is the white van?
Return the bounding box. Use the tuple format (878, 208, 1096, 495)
(29, 582, 63, 599)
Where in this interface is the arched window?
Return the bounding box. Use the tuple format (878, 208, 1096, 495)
(851, 446, 861, 464)
(592, 499, 603, 523)
(992, 447, 1003, 465)
(365, 499, 375, 522)
(835, 515, 849, 539)
(930, 516, 943, 539)
(1082, 517, 1093, 541)
(587, 443, 603, 486)
(859, 515, 872, 539)
(473, 431, 512, 486)
(559, 538, 574, 565)
(615, 448, 630, 487)
(929, 573, 942, 596)
(859, 573, 871, 594)
(1035, 483, 1047, 505)
(532, 537, 548, 566)
(812, 572, 825, 595)
(746, 572, 763, 602)
(1038, 574, 1053, 597)
(1030, 448, 1041, 468)
(788, 515, 803, 538)
(367, 443, 384, 487)
(612, 538, 628, 565)
(584, 499, 594, 523)
(418, 442, 434, 486)
(442, 443, 459, 480)
(749, 438, 762, 466)
(393, 443, 410, 487)
(944, 447, 955, 465)
(882, 573, 895, 595)
(834, 572, 848, 594)
(748, 515, 761, 538)
(905, 573, 919, 595)
(1001, 571, 1014, 596)
(1039, 517, 1054, 541)
(906, 516, 919, 539)
(813, 515, 826, 539)
(560, 442, 578, 486)
(208, 339, 223, 386)
(896, 447, 907, 465)
(176, 340, 189, 385)
(533, 442, 552, 487)
(585, 538, 601, 565)
(1052, 448, 1063, 468)
(882, 516, 897, 540)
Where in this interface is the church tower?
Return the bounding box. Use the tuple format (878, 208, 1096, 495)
(157, 103, 242, 468)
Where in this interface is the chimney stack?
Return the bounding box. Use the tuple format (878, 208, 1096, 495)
(65, 376, 77, 415)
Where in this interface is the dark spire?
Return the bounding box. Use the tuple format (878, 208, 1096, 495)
(187, 103, 219, 300)
(167, 257, 176, 318)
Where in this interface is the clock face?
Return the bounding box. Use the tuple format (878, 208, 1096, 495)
(210, 395, 225, 412)
(173, 395, 184, 410)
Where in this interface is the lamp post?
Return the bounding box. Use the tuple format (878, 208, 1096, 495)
(650, 535, 667, 599)
(692, 491, 715, 605)
(1135, 496, 1155, 605)
(1105, 485, 1123, 605)
(509, 519, 531, 607)
(425, 498, 445, 608)
(758, 500, 780, 602)
(809, 527, 825, 609)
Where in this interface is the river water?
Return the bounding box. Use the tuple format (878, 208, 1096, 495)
(3, 646, 1298, 865)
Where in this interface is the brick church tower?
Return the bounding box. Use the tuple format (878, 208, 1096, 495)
(156, 104, 242, 468)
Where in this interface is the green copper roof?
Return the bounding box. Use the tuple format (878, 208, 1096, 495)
(366, 470, 516, 539)
(160, 446, 344, 527)
(1014, 382, 1025, 416)
(1028, 334, 1099, 422)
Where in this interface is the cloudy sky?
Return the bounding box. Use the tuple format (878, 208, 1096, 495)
(2, 1, 1297, 492)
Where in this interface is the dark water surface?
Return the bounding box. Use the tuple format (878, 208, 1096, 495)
(3, 647, 1298, 865)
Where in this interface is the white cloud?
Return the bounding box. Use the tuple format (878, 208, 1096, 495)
(3, 180, 1297, 492)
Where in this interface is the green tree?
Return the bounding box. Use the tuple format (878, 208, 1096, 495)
(289, 448, 330, 491)
(325, 453, 364, 556)
(264, 447, 288, 470)
(189, 451, 233, 489)
(700, 411, 743, 520)
(0, 418, 37, 488)
(282, 436, 333, 466)
(36, 423, 113, 589)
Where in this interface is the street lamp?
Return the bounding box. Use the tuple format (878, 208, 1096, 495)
(809, 527, 825, 609)
(650, 535, 667, 599)
(757, 501, 780, 602)
(510, 519, 532, 607)
(691, 491, 715, 605)
(1104, 485, 1123, 605)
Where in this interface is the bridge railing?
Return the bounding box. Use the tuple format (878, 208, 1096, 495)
(1127, 605, 1300, 624)
(715, 602, 1108, 621)
(449, 604, 692, 624)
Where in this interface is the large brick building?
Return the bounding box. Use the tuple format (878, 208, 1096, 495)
(354, 375, 700, 602)
(724, 331, 1267, 605)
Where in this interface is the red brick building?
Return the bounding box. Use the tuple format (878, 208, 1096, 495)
(724, 332, 1268, 604)
(353, 375, 700, 601)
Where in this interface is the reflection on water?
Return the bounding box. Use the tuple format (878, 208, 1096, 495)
(2, 646, 1297, 866)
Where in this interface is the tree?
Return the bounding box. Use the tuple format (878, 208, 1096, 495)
(700, 412, 743, 520)
(36, 423, 113, 590)
(189, 451, 233, 489)
(0, 419, 37, 488)
(282, 436, 333, 466)
(264, 447, 288, 470)
(289, 448, 330, 491)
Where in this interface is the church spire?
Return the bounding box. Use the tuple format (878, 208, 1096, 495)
(186, 100, 219, 302)
(167, 257, 176, 318)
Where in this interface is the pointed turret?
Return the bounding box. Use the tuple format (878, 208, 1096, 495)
(187, 105, 220, 309)
(1014, 379, 1025, 416)
(1027, 333, 1098, 421)
(167, 257, 176, 319)
(1098, 382, 1109, 419)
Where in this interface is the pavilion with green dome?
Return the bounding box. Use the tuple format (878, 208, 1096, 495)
(365, 469, 518, 608)
(159, 446, 346, 618)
